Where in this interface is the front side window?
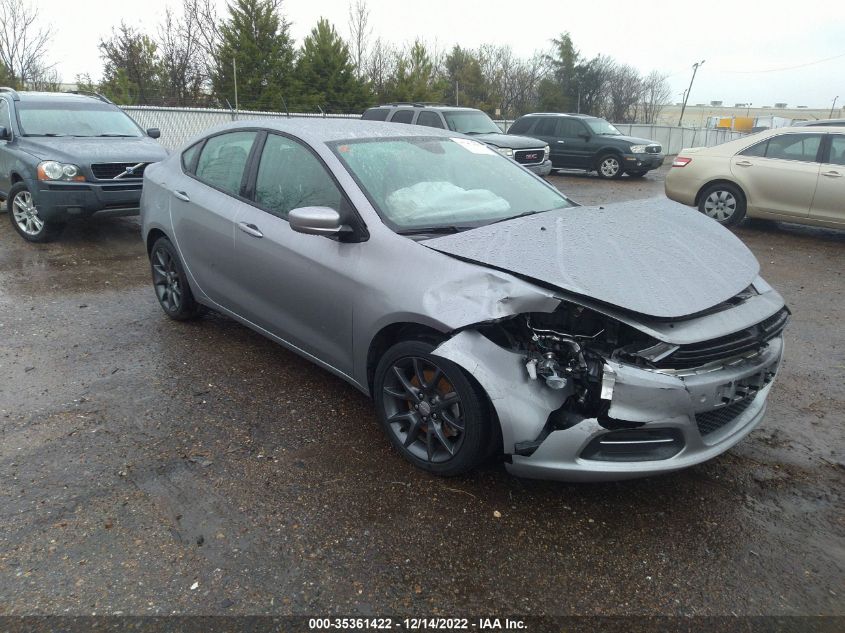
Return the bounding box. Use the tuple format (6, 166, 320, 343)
(559, 119, 584, 138)
(442, 111, 501, 135)
(333, 136, 572, 232)
(586, 118, 621, 136)
(254, 134, 342, 219)
(0, 100, 10, 131)
(391, 110, 414, 124)
(195, 131, 257, 196)
(828, 135, 845, 166)
(763, 134, 822, 162)
(181, 141, 202, 174)
(17, 101, 143, 137)
(416, 111, 444, 129)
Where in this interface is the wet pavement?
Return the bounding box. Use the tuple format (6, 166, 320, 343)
(0, 164, 842, 616)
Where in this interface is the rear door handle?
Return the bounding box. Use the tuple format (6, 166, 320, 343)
(173, 190, 190, 202)
(238, 222, 263, 238)
(822, 170, 842, 178)
(735, 160, 753, 167)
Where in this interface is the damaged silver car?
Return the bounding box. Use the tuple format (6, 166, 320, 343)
(141, 119, 788, 481)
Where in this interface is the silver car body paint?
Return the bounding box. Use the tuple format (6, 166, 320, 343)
(423, 197, 760, 318)
(141, 118, 787, 481)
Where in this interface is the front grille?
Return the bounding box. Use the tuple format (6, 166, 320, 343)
(514, 149, 545, 165)
(646, 144, 662, 154)
(91, 162, 148, 180)
(655, 308, 789, 370)
(696, 395, 757, 436)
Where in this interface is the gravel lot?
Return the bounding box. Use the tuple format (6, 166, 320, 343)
(0, 163, 842, 617)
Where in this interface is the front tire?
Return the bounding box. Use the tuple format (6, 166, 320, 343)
(627, 170, 647, 178)
(596, 154, 623, 179)
(698, 183, 747, 226)
(8, 183, 64, 242)
(149, 236, 203, 320)
(374, 340, 490, 476)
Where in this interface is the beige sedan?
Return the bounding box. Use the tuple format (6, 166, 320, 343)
(665, 126, 845, 228)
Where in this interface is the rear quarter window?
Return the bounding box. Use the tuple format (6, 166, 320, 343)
(390, 110, 415, 124)
(362, 108, 390, 121)
(508, 117, 534, 135)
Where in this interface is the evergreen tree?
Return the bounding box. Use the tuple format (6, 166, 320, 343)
(212, 0, 296, 111)
(444, 46, 490, 110)
(386, 40, 444, 103)
(295, 18, 371, 112)
(99, 22, 161, 105)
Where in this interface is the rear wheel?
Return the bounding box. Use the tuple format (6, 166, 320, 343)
(374, 340, 490, 476)
(698, 183, 747, 226)
(8, 183, 64, 242)
(596, 154, 622, 179)
(149, 236, 203, 320)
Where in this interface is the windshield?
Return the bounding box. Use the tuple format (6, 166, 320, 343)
(333, 136, 572, 233)
(17, 102, 143, 137)
(442, 111, 501, 135)
(586, 118, 622, 136)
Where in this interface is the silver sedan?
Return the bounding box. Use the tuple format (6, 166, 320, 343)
(141, 119, 788, 481)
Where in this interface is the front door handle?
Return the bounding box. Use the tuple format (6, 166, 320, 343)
(173, 190, 190, 202)
(238, 222, 264, 238)
(821, 170, 843, 178)
(556, 140, 565, 144)
(735, 160, 753, 167)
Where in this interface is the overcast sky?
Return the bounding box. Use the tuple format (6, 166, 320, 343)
(49, 0, 844, 108)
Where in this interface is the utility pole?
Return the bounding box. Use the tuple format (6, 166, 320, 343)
(831, 96, 839, 119)
(678, 60, 705, 126)
(233, 58, 239, 115)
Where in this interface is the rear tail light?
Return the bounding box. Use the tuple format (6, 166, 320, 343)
(672, 156, 692, 167)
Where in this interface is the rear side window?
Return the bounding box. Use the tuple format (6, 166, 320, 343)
(362, 108, 389, 121)
(254, 133, 342, 219)
(508, 117, 534, 135)
(828, 135, 845, 166)
(416, 111, 444, 129)
(390, 110, 414, 124)
(181, 141, 202, 174)
(195, 131, 257, 196)
(744, 133, 823, 162)
(533, 117, 559, 136)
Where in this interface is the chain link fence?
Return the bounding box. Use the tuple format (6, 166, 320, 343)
(123, 105, 746, 154)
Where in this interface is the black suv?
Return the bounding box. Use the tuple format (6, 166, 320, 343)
(362, 104, 552, 176)
(0, 88, 168, 242)
(508, 113, 664, 179)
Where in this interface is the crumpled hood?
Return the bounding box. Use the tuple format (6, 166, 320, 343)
(471, 132, 546, 150)
(19, 136, 168, 163)
(423, 197, 760, 318)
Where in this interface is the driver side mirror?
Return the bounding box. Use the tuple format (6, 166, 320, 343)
(578, 132, 591, 140)
(0, 126, 9, 140)
(288, 206, 351, 238)
(147, 127, 161, 139)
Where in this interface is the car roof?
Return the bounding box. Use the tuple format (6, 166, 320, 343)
(799, 119, 845, 126)
(198, 117, 461, 146)
(520, 112, 596, 119)
(367, 104, 480, 113)
(787, 125, 845, 132)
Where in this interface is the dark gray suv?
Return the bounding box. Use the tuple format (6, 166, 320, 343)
(0, 88, 168, 242)
(363, 104, 552, 176)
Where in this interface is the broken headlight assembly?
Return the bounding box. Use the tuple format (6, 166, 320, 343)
(477, 303, 652, 418)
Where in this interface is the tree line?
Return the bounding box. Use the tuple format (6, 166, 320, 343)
(1, 0, 673, 123)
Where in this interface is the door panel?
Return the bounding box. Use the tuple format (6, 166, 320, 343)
(731, 133, 823, 217)
(528, 118, 566, 167)
(229, 133, 357, 374)
(171, 130, 258, 307)
(810, 135, 845, 224)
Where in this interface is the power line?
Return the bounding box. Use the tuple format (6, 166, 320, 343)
(713, 51, 845, 74)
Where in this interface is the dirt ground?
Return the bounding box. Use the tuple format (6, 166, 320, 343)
(0, 164, 842, 617)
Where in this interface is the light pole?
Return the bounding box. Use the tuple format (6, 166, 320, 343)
(678, 60, 705, 126)
(831, 96, 839, 119)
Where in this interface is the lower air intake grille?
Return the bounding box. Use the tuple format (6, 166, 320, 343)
(695, 395, 757, 436)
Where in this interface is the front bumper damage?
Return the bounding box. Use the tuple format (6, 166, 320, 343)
(433, 330, 784, 482)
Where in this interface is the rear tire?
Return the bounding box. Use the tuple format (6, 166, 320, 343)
(7, 183, 64, 243)
(596, 154, 623, 179)
(698, 183, 747, 226)
(374, 340, 490, 476)
(149, 236, 203, 320)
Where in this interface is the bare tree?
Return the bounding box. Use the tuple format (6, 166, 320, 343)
(639, 70, 672, 124)
(158, 6, 208, 105)
(347, 0, 371, 79)
(182, 0, 220, 79)
(0, 0, 54, 86)
(606, 63, 642, 123)
(365, 37, 394, 101)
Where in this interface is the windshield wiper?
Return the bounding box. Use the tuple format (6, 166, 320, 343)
(396, 225, 473, 236)
(25, 133, 66, 137)
(97, 133, 136, 137)
(486, 210, 547, 226)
